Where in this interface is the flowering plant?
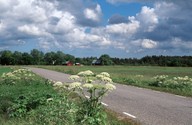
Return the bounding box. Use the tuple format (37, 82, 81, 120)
(53, 70, 116, 124)
(1, 68, 35, 85)
(151, 75, 192, 89)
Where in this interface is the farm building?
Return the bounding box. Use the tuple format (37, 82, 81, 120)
(92, 59, 102, 65)
(62, 61, 73, 66)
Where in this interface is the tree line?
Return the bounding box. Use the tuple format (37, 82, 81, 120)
(0, 49, 192, 67)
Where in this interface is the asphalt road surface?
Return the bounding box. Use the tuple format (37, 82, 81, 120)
(29, 67, 192, 125)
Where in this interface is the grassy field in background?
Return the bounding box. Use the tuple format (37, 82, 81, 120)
(38, 65, 192, 97)
(37, 65, 192, 77)
(0, 67, 12, 76)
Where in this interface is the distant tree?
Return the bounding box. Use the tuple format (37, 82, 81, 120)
(12, 51, 23, 65)
(64, 54, 75, 63)
(0, 50, 13, 65)
(21, 52, 32, 65)
(44, 52, 56, 65)
(55, 51, 65, 65)
(30, 49, 44, 65)
(75, 57, 83, 64)
(99, 54, 113, 65)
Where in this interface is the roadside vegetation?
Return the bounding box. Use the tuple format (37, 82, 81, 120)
(38, 66, 192, 97)
(0, 67, 137, 125)
(0, 67, 12, 76)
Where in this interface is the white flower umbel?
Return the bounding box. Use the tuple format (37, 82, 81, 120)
(83, 83, 93, 89)
(69, 82, 82, 89)
(101, 77, 113, 83)
(96, 74, 104, 79)
(53, 81, 63, 87)
(77, 70, 94, 76)
(100, 72, 110, 78)
(105, 83, 116, 91)
(69, 75, 80, 80)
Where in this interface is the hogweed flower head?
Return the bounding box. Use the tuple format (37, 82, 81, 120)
(96, 74, 104, 79)
(101, 77, 113, 83)
(78, 70, 94, 76)
(69, 75, 80, 80)
(100, 72, 110, 78)
(105, 83, 116, 91)
(53, 81, 63, 87)
(69, 82, 82, 89)
(83, 83, 93, 89)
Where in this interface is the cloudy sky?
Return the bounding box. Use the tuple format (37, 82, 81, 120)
(0, 0, 192, 58)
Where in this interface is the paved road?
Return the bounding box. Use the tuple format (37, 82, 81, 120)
(30, 67, 192, 125)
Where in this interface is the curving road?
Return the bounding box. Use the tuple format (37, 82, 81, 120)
(29, 67, 192, 125)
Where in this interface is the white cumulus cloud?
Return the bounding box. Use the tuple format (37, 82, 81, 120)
(106, 19, 140, 35)
(84, 4, 102, 22)
(136, 6, 158, 32)
(141, 39, 158, 49)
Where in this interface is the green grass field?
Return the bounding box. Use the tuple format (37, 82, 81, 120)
(38, 66, 192, 97)
(37, 65, 192, 77)
(0, 67, 12, 76)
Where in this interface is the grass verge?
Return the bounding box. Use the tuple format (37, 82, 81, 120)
(37, 65, 192, 97)
(0, 67, 137, 125)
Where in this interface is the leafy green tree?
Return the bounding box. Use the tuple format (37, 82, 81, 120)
(55, 51, 65, 65)
(30, 49, 44, 65)
(21, 52, 32, 65)
(64, 54, 75, 63)
(0, 50, 13, 65)
(44, 52, 56, 65)
(99, 54, 113, 65)
(12, 51, 23, 65)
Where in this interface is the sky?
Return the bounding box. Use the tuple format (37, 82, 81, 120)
(0, 0, 192, 58)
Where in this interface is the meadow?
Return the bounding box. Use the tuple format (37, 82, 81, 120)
(0, 67, 137, 125)
(38, 66, 192, 97)
(0, 67, 12, 76)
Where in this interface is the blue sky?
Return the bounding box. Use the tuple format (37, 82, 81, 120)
(0, 0, 192, 58)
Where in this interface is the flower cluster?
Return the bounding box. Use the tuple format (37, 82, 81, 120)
(100, 72, 110, 78)
(69, 82, 82, 89)
(83, 83, 94, 89)
(105, 83, 116, 91)
(54, 70, 116, 104)
(53, 81, 63, 87)
(152, 75, 192, 89)
(1, 68, 36, 85)
(96, 72, 113, 83)
(77, 70, 94, 76)
(101, 77, 113, 83)
(69, 75, 80, 80)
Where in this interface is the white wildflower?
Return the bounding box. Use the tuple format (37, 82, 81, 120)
(100, 72, 110, 77)
(69, 82, 82, 89)
(96, 74, 104, 79)
(53, 81, 63, 87)
(69, 75, 80, 80)
(83, 83, 93, 89)
(105, 83, 116, 91)
(101, 77, 113, 83)
(78, 70, 94, 76)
